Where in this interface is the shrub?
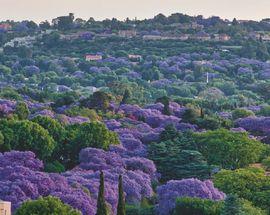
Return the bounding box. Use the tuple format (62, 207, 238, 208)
(174, 197, 223, 215)
(232, 108, 254, 120)
(15, 196, 81, 215)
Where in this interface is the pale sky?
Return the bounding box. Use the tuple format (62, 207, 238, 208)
(0, 0, 269, 23)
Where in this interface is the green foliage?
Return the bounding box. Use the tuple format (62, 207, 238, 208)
(148, 136, 211, 182)
(14, 102, 30, 120)
(126, 205, 155, 215)
(65, 107, 100, 121)
(0, 120, 56, 160)
(213, 168, 270, 211)
(63, 122, 119, 167)
(81, 91, 111, 112)
(195, 129, 264, 169)
(195, 116, 222, 130)
(232, 108, 254, 120)
(0, 87, 22, 100)
(0, 131, 4, 146)
(262, 156, 270, 170)
(31, 116, 66, 143)
(221, 195, 243, 215)
(174, 197, 223, 215)
(96, 171, 109, 215)
(121, 89, 131, 105)
(45, 161, 65, 173)
(181, 107, 201, 123)
(117, 175, 126, 215)
(159, 124, 180, 141)
(15, 196, 81, 215)
(74, 121, 119, 150)
(258, 105, 270, 116)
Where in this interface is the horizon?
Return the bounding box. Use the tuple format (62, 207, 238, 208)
(1, 0, 270, 23)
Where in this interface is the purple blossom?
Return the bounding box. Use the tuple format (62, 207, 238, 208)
(157, 178, 225, 215)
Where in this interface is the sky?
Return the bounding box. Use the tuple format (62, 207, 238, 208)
(0, 0, 269, 23)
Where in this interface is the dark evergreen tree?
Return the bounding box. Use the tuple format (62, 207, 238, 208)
(121, 89, 131, 105)
(221, 194, 243, 215)
(117, 175, 125, 215)
(96, 171, 108, 215)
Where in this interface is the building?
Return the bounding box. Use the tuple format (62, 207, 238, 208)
(118, 29, 137, 38)
(193, 32, 211, 41)
(261, 34, 270, 42)
(0, 201, 11, 215)
(0, 23, 12, 31)
(142, 34, 189, 41)
(85, 54, 103, 61)
(214, 34, 231, 42)
(128, 54, 142, 62)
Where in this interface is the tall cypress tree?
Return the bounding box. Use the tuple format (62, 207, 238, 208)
(117, 175, 125, 215)
(96, 171, 108, 215)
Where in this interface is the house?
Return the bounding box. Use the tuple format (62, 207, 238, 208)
(193, 32, 211, 41)
(0, 201, 11, 215)
(85, 54, 103, 61)
(261, 34, 270, 42)
(4, 35, 36, 47)
(118, 29, 137, 38)
(0, 23, 12, 31)
(142, 34, 189, 41)
(143, 35, 163, 40)
(128, 54, 142, 62)
(214, 34, 231, 41)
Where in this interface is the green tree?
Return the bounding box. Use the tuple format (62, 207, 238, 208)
(117, 175, 125, 215)
(221, 195, 243, 215)
(96, 171, 109, 215)
(65, 122, 119, 167)
(181, 107, 201, 124)
(15, 196, 80, 215)
(121, 89, 131, 105)
(81, 91, 111, 112)
(148, 137, 211, 182)
(7, 120, 56, 160)
(232, 108, 254, 120)
(159, 124, 180, 141)
(14, 102, 30, 120)
(214, 168, 270, 211)
(174, 197, 223, 215)
(195, 129, 264, 169)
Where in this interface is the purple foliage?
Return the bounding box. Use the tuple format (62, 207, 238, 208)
(157, 178, 225, 215)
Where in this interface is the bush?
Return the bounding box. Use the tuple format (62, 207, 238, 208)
(174, 197, 223, 215)
(213, 168, 270, 211)
(195, 129, 264, 169)
(262, 157, 270, 170)
(15, 196, 81, 215)
(232, 108, 254, 120)
(45, 161, 65, 173)
(126, 205, 155, 215)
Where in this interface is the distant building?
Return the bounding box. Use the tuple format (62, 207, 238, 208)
(0, 23, 12, 31)
(142, 34, 189, 41)
(128, 54, 142, 62)
(85, 54, 103, 61)
(214, 34, 231, 41)
(261, 34, 270, 42)
(193, 32, 211, 41)
(0, 201, 11, 215)
(143, 35, 163, 40)
(118, 29, 137, 38)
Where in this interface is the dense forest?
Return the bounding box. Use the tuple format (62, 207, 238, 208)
(1, 12, 270, 215)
